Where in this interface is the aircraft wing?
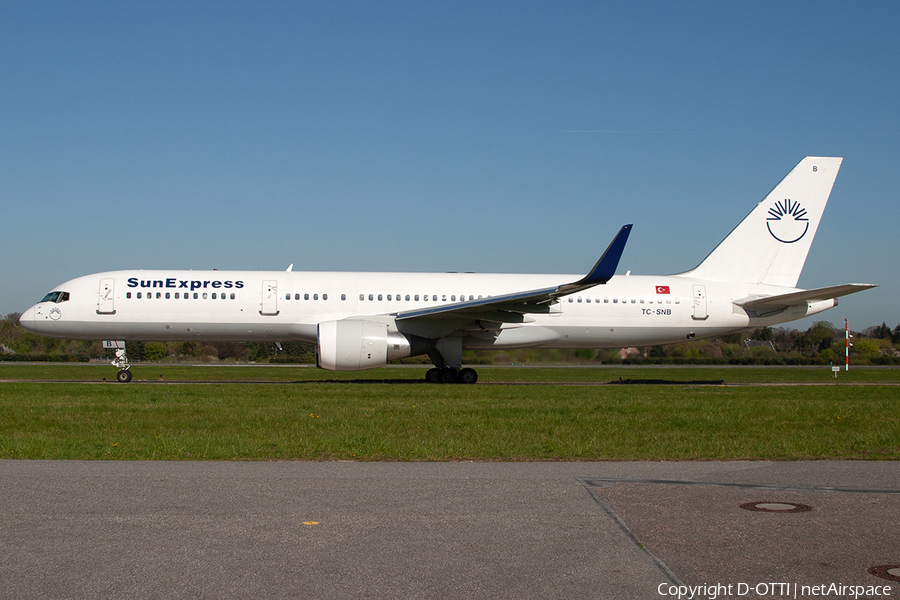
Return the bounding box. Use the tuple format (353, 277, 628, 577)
(734, 283, 877, 310)
(394, 224, 632, 322)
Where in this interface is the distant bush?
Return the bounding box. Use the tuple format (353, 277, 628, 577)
(143, 342, 169, 362)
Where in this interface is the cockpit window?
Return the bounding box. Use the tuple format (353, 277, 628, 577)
(40, 291, 70, 303)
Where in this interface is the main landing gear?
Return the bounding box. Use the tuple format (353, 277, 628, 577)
(424, 337, 477, 383)
(425, 367, 478, 384)
(105, 340, 133, 383)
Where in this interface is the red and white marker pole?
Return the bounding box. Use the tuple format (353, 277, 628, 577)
(845, 319, 850, 371)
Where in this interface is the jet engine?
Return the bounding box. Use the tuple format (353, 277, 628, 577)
(316, 320, 427, 371)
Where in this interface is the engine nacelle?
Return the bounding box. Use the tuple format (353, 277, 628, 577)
(316, 320, 424, 371)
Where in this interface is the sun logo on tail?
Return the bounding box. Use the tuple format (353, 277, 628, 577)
(766, 199, 809, 243)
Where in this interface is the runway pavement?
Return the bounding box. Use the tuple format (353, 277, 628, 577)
(0, 461, 897, 599)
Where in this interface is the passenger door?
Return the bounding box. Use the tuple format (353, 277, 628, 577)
(692, 285, 708, 320)
(260, 280, 279, 316)
(97, 278, 116, 315)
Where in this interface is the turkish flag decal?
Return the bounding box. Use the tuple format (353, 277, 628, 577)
(655, 285, 670, 294)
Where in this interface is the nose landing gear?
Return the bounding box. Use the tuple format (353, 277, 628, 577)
(104, 340, 133, 383)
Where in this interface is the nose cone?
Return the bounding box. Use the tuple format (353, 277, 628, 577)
(18, 305, 37, 333)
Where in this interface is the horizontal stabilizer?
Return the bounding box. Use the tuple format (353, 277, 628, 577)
(734, 283, 877, 310)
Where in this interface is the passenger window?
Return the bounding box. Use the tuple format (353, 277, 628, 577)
(414, 295, 419, 301)
(433, 295, 437, 301)
(313, 294, 318, 301)
(341, 294, 346, 301)
(304, 293, 310, 300)
(126, 292, 132, 299)
(377, 294, 382, 301)
(137, 292, 142, 299)
(405, 295, 410, 301)
(165, 292, 171, 299)
(230, 293, 235, 299)
(323, 294, 328, 300)
(193, 293, 199, 299)
(387, 294, 392, 301)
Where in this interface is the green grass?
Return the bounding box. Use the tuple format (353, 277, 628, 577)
(0, 364, 898, 461)
(3, 362, 900, 384)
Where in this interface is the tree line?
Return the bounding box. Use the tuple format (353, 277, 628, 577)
(2, 312, 899, 366)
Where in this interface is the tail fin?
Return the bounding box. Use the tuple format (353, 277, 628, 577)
(682, 157, 842, 287)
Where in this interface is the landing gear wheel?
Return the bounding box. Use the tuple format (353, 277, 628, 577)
(425, 368, 441, 384)
(116, 369, 133, 383)
(458, 368, 478, 384)
(440, 369, 458, 384)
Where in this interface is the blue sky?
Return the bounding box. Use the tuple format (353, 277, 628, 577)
(2, 1, 897, 330)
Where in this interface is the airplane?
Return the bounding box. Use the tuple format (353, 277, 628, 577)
(19, 156, 876, 384)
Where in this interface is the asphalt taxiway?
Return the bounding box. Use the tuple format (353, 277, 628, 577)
(1, 461, 897, 599)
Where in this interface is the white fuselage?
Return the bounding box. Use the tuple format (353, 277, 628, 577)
(17, 158, 873, 381)
(19, 269, 834, 350)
